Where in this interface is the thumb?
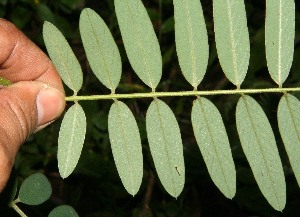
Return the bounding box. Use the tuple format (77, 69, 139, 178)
(0, 81, 65, 191)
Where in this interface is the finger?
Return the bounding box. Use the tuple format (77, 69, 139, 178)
(0, 19, 64, 91)
(0, 81, 65, 192)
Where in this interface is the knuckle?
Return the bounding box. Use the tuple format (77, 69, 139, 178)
(0, 88, 35, 142)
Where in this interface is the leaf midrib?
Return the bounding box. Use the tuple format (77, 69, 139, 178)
(226, 0, 239, 87)
(46, 24, 78, 93)
(183, 0, 197, 89)
(62, 104, 79, 177)
(154, 99, 177, 196)
(197, 98, 232, 197)
(85, 11, 115, 92)
(241, 96, 281, 207)
(124, 0, 155, 89)
(277, 0, 283, 86)
(115, 101, 135, 195)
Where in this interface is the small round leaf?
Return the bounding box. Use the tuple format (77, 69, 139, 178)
(18, 173, 52, 205)
(48, 205, 79, 217)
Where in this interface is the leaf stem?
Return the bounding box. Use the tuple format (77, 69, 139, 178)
(9, 201, 28, 217)
(65, 87, 300, 101)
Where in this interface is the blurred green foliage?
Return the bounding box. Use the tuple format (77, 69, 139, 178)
(0, 0, 300, 216)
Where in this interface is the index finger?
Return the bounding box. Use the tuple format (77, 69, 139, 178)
(0, 19, 64, 92)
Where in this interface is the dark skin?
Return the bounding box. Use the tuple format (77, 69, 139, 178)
(0, 19, 65, 192)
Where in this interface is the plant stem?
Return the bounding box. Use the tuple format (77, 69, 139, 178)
(9, 202, 28, 217)
(65, 87, 300, 101)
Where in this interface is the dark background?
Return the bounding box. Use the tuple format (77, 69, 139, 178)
(1, 0, 300, 216)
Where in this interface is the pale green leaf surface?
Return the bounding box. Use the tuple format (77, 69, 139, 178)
(43, 22, 83, 93)
(48, 205, 79, 217)
(236, 95, 286, 211)
(174, 0, 209, 88)
(213, 0, 250, 87)
(108, 101, 143, 196)
(265, 0, 295, 86)
(80, 8, 121, 92)
(18, 173, 52, 205)
(58, 103, 86, 179)
(115, 0, 162, 90)
(191, 98, 236, 199)
(278, 94, 300, 187)
(146, 99, 185, 198)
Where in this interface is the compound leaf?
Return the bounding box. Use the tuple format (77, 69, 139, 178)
(43, 22, 83, 94)
(191, 97, 236, 199)
(80, 8, 121, 92)
(278, 93, 300, 187)
(115, 0, 162, 90)
(58, 103, 86, 179)
(18, 173, 52, 205)
(146, 99, 185, 198)
(48, 205, 79, 217)
(265, 0, 295, 86)
(236, 95, 286, 211)
(108, 101, 143, 196)
(174, 0, 209, 89)
(213, 0, 250, 87)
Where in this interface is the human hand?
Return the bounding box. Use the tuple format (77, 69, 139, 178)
(0, 19, 65, 192)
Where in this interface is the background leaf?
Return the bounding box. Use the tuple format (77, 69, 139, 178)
(191, 97, 236, 199)
(43, 21, 83, 94)
(265, 0, 295, 86)
(58, 103, 86, 179)
(146, 99, 185, 198)
(48, 205, 79, 217)
(108, 100, 143, 196)
(213, 0, 250, 87)
(278, 93, 300, 187)
(18, 173, 52, 205)
(115, 0, 162, 90)
(236, 95, 286, 211)
(174, 0, 209, 89)
(80, 8, 121, 92)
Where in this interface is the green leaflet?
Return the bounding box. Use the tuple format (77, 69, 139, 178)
(213, 0, 250, 88)
(236, 95, 286, 211)
(174, 0, 209, 89)
(43, 22, 83, 94)
(58, 103, 86, 179)
(146, 99, 185, 198)
(108, 101, 143, 196)
(115, 0, 162, 90)
(278, 94, 300, 188)
(18, 173, 52, 205)
(265, 0, 295, 86)
(0, 77, 12, 86)
(49, 205, 79, 217)
(191, 97, 236, 199)
(80, 8, 121, 93)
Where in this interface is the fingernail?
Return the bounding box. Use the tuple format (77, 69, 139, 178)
(36, 87, 65, 126)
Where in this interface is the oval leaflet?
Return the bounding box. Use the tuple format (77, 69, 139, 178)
(236, 95, 286, 211)
(192, 97, 236, 199)
(58, 103, 87, 179)
(43, 22, 83, 94)
(146, 99, 185, 198)
(108, 100, 143, 196)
